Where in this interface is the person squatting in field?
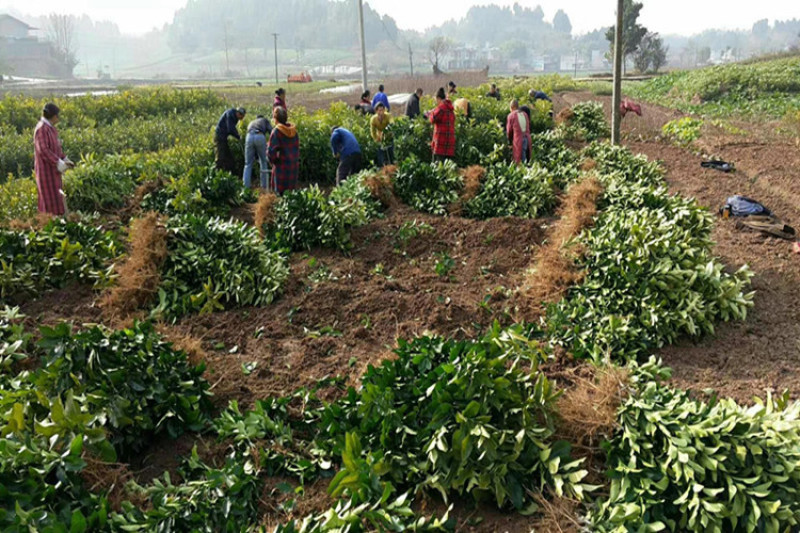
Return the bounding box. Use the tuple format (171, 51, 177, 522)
(370, 102, 394, 167)
(507, 99, 532, 165)
(33, 103, 74, 215)
(243, 114, 272, 189)
(268, 106, 299, 194)
(429, 87, 456, 163)
(354, 90, 374, 115)
(215, 106, 246, 173)
(330, 125, 362, 185)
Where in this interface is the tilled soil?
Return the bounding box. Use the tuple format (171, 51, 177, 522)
(169, 204, 549, 410)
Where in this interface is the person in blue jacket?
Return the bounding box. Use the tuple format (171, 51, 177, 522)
(371, 84, 390, 112)
(215, 107, 246, 173)
(330, 126, 362, 185)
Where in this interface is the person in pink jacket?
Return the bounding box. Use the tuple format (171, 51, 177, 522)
(506, 99, 532, 164)
(33, 103, 73, 215)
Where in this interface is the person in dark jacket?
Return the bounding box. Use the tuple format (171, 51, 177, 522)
(448, 81, 457, 95)
(243, 114, 272, 189)
(215, 107, 246, 173)
(528, 88, 551, 102)
(405, 88, 423, 119)
(486, 83, 501, 100)
(371, 84, 390, 112)
(330, 126, 362, 185)
(267, 106, 299, 195)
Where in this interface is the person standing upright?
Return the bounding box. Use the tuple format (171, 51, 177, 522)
(405, 88, 423, 119)
(370, 103, 394, 167)
(267, 107, 299, 195)
(273, 88, 287, 110)
(506, 99, 531, 165)
(215, 106, 246, 173)
(429, 87, 456, 163)
(371, 84, 390, 112)
(243, 114, 272, 189)
(33, 103, 73, 216)
(330, 126, 362, 185)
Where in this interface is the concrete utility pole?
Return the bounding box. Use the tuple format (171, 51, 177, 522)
(611, 0, 624, 145)
(409, 44, 414, 77)
(357, 0, 368, 91)
(272, 33, 279, 84)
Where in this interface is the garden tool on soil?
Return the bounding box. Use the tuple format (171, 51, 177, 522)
(701, 160, 734, 173)
(735, 215, 796, 240)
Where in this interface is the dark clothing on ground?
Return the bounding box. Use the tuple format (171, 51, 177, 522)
(530, 91, 551, 102)
(405, 93, 421, 119)
(337, 153, 362, 184)
(247, 117, 272, 135)
(215, 135, 236, 173)
(215, 108, 242, 140)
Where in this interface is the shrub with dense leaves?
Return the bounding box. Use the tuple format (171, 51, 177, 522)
(155, 214, 289, 319)
(37, 321, 211, 457)
(0, 216, 120, 301)
(464, 162, 556, 219)
(529, 131, 582, 187)
(548, 145, 753, 361)
(558, 101, 610, 142)
(141, 164, 252, 217)
(590, 359, 800, 533)
(0, 318, 211, 532)
(267, 180, 380, 252)
(393, 156, 463, 215)
(661, 116, 704, 146)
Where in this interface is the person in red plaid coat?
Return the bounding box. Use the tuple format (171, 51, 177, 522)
(33, 103, 73, 215)
(429, 87, 456, 162)
(267, 106, 299, 195)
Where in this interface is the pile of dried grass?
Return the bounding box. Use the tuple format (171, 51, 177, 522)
(100, 211, 168, 317)
(364, 165, 398, 208)
(448, 165, 486, 215)
(157, 326, 208, 367)
(555, 107, 575, 125)
(254, 191, 279, 235)
(517, 176, 603, 320)
(80, 455, 145, 511)
(529, 493, 583, 533)
(556, 365, 629, 448)
(5, 213, 53, 231)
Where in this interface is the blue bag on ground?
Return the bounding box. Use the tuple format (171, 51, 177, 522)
(722, 195, 772, 217)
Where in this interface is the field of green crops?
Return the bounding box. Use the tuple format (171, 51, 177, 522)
(2, 78, 799, 533)
(626, 54, 800, 120)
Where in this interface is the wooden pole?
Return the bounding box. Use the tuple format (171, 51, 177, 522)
(611, 0, 624, 145)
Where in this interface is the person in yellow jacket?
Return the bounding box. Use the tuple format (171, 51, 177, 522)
(370, 102, 394, 167)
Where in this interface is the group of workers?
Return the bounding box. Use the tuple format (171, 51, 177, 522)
(31, 83, 554, 217)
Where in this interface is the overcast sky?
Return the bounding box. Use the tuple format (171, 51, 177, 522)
(2, 0, 797, 36)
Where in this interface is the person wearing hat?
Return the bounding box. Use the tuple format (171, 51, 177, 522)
(214, 106, 246, 173)
(34, 103, 73, 216)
